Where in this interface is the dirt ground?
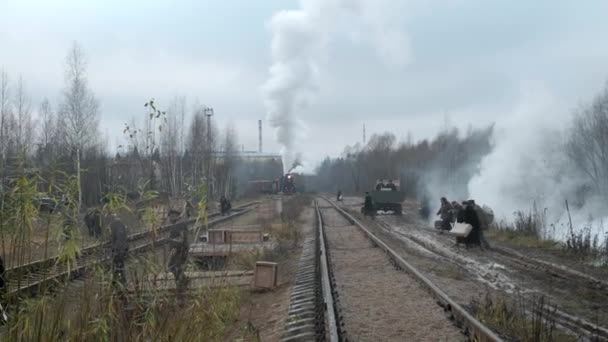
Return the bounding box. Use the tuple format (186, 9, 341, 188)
(224, 198, 312, 341)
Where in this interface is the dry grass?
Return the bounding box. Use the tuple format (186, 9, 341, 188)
(470, 292, 576, 342)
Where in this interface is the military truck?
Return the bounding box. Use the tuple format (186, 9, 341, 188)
(364, 179, 405, 215)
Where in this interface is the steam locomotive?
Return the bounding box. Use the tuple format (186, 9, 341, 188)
(280, 173, 296, 194)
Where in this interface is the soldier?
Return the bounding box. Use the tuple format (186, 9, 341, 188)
(220, 196, 229, 216)
(436, 197, 453, 231)
(84, 208, 103, 238)
(363, 192, 374, 216)
(167, 210, 189, 306)
(110, 216, 129, 288)
(450, 201, 463, 223)
(461, 200, 481, 247)
(471, 200, 491, 249)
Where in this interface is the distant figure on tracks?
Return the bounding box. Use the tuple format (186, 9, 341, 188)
(362, 192, 375, 217)
(220, 196, 231, 216)
(167, 210, 189, 306)
(336, 190, 343, 202)
(110, 216, 129, 289)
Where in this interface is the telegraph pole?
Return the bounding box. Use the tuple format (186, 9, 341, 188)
(363, 124, 366, 146)
(204, 107, 214, 199)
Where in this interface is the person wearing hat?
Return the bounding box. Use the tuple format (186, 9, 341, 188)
(110, 215, 129, 288)
(436, 197, 453, 231)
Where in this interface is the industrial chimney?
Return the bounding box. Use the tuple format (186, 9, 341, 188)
(258, 120, 263, 153)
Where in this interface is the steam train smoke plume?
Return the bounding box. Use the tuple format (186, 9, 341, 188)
(262, 0, 410, 174)
(288, 158, 303, 174)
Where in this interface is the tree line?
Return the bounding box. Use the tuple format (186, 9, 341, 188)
(312, 81, 608, 216)
(0, 42, 275, 210)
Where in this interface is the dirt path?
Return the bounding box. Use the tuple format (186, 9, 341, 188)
(321, 206, 463, 341)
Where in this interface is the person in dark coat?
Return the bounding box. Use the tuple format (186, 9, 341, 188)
(110, 216, 129, 287)
(167, 211, 189, 306)
(336, 190, 343, 202)
(461, 200, 481, 247)
(220, 196, 230, 216)
(84, 208, 103, 238)
(436, 197, 453, 231)
(363, 192, 374, 216)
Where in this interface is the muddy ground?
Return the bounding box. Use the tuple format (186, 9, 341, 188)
(338, 195, 608, 339)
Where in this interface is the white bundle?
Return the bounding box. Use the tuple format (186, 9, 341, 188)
(449, 222, 472, 238)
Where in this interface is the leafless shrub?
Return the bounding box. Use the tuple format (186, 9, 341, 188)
(566, 82, 608, 202)
(512, 202, 547, 239)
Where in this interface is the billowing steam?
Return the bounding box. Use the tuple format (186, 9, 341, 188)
(468, 82, 607, 239)
(262, 0, 410, 174)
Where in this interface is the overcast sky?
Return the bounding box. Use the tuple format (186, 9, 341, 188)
(2, 0, 608, 168)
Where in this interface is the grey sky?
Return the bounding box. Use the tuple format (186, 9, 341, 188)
(2, 0, 608, 168)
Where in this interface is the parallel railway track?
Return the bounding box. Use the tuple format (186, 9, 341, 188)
(373, 215, 608, 341)
(283, 198, 502, 341)
(5, 201, 258, 299)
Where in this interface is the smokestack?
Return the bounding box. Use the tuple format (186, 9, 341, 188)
(258, 120, 263, 153)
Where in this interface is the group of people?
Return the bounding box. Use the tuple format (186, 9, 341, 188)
(436, 197, 492, 249)
(375, 179, 397, 191)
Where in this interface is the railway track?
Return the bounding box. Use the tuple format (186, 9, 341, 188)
(5, 201, 259, 300)
(282, 198, 502, 341)
(372, 216, 608, 341)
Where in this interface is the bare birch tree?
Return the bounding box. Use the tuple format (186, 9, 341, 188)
(14, 76, 34, 157)
(37, 98, 56, 166)
(0, 70, 10, 173)
(188, 108, 207, 188)
(59, 42, 100, 208)
(567, 83, 608, 199)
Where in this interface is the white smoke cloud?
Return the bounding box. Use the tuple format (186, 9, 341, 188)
(468, 82, 566, 214)
(467, 81, 608, 239)
(262, 0, 410, 173)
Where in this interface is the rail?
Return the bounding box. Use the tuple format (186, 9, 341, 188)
(6, 202, 258, 298)
(316, 200, 340, 342)
(321, 196, 503, 342)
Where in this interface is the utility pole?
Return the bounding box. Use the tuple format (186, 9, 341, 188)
(204, 107, 214, 199)
(258, 119, 263, 153)
(363, 124, 366, 146)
